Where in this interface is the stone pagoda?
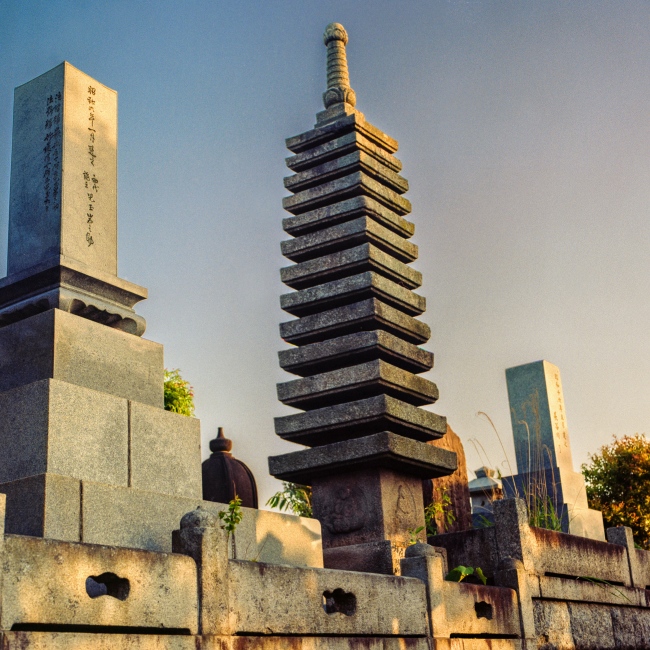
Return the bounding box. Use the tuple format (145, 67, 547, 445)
(269, 23, 457, 575)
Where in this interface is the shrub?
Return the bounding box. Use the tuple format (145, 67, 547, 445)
(163, 368, 195, 416)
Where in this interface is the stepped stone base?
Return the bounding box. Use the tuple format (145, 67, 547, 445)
(0, 309, 163, 407)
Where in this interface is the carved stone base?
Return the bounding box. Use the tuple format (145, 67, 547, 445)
(323, 540, 406, 575)
(0, 256, 147, 335)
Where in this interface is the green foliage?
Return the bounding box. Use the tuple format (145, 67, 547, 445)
(582, 434, 650, 550)
(163, 368, 195, 416)
(407, 526, 425, 545)
(218, 496, 243, 534)
(266, 482, 313, 518)
(424, 489, 456, 535)
(526, 492, 563, 532)
(445, 565, 487, 585)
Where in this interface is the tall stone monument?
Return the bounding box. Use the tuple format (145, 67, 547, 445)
(268, 24, 457, 574)
(503, 360, 604, 540)
(0, 62, 202, 549)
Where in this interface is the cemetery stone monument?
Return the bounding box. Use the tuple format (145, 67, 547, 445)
(503, 360, 604, 539)
(268, 23, 457, 575)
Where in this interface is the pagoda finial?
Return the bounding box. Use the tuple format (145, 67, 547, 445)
(322, 23, 356, 109)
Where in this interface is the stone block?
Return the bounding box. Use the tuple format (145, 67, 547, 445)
(281, 243, 421, 290)
(0, 379, 128, 485)
(0, 473, 80, 540)
(283, 195, 414, 238)
(1, 534, 198, 632)
(281, 215, 417, 264)
(323, 540, 403, 575)
(8, 62, 117, 276)
(269, 431, 457, 484)
(280, 298, 430, 346)
(80, 481, 323, 565)
(566, 602, 616, 649)
(279, 330, 433, 377)
(0, 633, 197, 650)
(286, 129, 402, 173)
(280, 271, 425, 317)
(202, 638, 431, 650)
(0, 309, 163, 407)
(274, 394, 446, 446)
(227, 560, 428, 636)
(277, 359, 438, 409)
(129, 401, 202, 499)
(284, 150, 408, 194)
(311, 468, 427, 550)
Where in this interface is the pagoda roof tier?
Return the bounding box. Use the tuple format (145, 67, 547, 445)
(278, 330, 433, 378)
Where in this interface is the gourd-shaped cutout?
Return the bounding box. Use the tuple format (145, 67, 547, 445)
(86, 573, 130, 601)
(475, 601, 493, 620)
(322, 589, 356, 616)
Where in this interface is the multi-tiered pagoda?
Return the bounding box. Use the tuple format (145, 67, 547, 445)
(269, 23, 456, 575)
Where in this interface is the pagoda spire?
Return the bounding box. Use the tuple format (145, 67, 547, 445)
(322, 23, 356, 109)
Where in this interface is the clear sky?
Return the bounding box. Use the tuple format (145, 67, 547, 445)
(1, 1, 649, 507)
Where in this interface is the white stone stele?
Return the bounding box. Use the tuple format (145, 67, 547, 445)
(9, 61, 117, 277)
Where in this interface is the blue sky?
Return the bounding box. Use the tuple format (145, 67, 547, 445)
(2, 1, 650, 505)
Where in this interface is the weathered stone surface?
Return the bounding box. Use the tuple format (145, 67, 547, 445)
(533, 600, 574, 649)
(281, 215, 417, 264)
(283, 171, 411, 217)
(277, 359, 438, 409)
(286, 130, 402, 173)
(228, 561, 428, 635)
(283, 196, 414, 238)
(9, 63, 117, 276)
(275, 394, 446, 446)
(0, 309, 163, 407)
(280, 298, 430, 346)
(279, 330, 433, 377)
(284, 150, 409, 195)
(424, 424, 472, 534)
(0, 633, 198, 649)
(566, 602, 616, 649)
(269, 431, 457, 483)
(81, 481, 323, 565)
(312, 468, 427, 550)
(203, 637, 431, 650)
(323, 540, 405, 575)
(281, 243, 421, 290)
(286, 111, 398, 155)
(280, 271, 425, 317)
(0, 379, 128, 486)
(0, 473, 80, 540)
(1, 534, 198, 632)
(129, 401, 202, 499)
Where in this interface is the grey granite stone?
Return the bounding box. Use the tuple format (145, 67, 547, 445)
(284, 150, 409, 195)
(282, 171, 411, 217)
(280, 298, 430, 346)
(0, 379, 128, 485)
(268, 431, 457, 483)
(0, 473, 80, 541)
(283, 195, 414, 238)
(281, 215, 417, 264)
(8, 63, 117, 277)
(129, 400, 202, 499)
(286, 112, 398, 155)
(274, 393, 446, 445)
(280, 243, 421, 290)
(286, 130, 402, 173)
(278, 330, 433, 376)
(277, 359, 438, 409)
(280, 271, 425, 317)
(0, 309, 163, 407)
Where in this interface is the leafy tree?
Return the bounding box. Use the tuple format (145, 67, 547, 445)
(582, 434, 650, 549)
(267, 482, 312, 518)
(163, 368, 195, 416)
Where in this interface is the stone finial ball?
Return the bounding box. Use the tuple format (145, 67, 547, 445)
(180, 506, 219, 530)
(324, 23, 348, 46)
(405, 542, 438, 558)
